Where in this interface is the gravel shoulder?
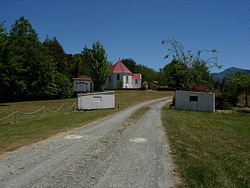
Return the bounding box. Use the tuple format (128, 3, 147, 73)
(0, 97, 175, 188)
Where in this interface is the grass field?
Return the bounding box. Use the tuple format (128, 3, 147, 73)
(0, 90, 173, 155)
(162, 106, 250, 188)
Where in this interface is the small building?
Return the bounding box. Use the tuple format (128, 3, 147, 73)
(77, 91, 115, 110)
(72, 76, 93, 93)
(175, 90, 215, 112)
(104, 60, 142, 89)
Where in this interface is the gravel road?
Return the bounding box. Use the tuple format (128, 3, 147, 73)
(0, 97, 175, 188)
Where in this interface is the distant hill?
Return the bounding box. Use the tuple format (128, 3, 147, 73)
(211, 67, 250, 82)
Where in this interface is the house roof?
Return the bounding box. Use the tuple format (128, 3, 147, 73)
(72, 76, 92, 81)
(111, 60, 132, 74)
(132, 73, 142, 79)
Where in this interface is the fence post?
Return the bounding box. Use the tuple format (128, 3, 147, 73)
(14, 112, 17, 124)
(43, 106, 46, 118)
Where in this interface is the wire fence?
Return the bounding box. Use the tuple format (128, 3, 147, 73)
(0, 103, 76, 124)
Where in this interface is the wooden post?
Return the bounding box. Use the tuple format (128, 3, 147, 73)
(43, 106, 46, 118)
(14, 112, 17, 124)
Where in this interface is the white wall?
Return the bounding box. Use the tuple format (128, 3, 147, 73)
(175, 90, 215, 112)
(132, 78, 142, 88)
(104, 73, 132, 89)
(123, 75, 133, 88)
(104, 73, 142, 89)
(77, 91, 115, 110)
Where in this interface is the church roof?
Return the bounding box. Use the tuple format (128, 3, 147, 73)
(111, 60, 132, 74)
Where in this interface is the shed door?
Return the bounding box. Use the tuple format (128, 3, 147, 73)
(190, 96, 198, 111)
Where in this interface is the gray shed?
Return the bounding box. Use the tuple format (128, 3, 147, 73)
(175, 90, 215, 112)
(77, 91, 115, 110)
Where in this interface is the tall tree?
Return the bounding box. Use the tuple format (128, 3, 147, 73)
(5, 16, 70, 100)
(121, 58, 163, 85)
(161, 59, 188, 89)
(0, 21, 9, 101)
(121, 58, 137, 72)
(82, 41, 110, 91)
(43, 36, 68, 74)
(68, 53, 87, 78)
(7, 16, 42, 99)
(162, 39, 219, 91)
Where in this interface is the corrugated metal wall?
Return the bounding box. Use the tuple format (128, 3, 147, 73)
(175, 90, 215, 112)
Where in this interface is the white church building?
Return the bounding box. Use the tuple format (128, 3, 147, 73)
(104, 60, 142, 89)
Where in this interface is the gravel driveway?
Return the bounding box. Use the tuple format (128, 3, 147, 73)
(0, 97, 175, 188)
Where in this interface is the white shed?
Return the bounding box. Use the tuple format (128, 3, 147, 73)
(175, 90, 215, 112)
(77, 91, 115, 110)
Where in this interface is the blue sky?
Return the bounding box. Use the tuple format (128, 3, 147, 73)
(1, 0, 250, 72)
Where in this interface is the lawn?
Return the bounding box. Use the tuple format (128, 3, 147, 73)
(0, 90, 173, 155)
(161, 106, 250, 188)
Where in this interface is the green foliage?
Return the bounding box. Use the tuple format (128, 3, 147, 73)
(162, 39, 218, 91)
(43, 36, 68, 75)
(135, 64, 159, 82)
(53, 72, 73, 98)
(122, 58, 165, 88)
(82, 41, 110, 91)
(121, 58, 137, 72)
(68, 53, 87, 78)
(228, 72, 250, 107)
(5, 16, 42, 100)
(0, 21, 9, 101)
(0, 17, 72, 102)
(161, 59, 188, 89)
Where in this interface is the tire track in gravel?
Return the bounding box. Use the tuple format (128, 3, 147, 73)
(0, 97, 174, 188)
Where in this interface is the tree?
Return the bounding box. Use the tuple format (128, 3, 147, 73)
(162, 39, 219, 91)
(82, 41, 110, 91)
(68, 53, 87, 78)
(0, 21, 8, 63)
(161, 59, 188, 89)
(122, 58, 165, 88)
(0, 21, 9, 102)
(6, 16, 42, 100)
(228, 72, 250, 107)
(190, 60, 214, 91)
(121, 58, 137, 72)
(43, 36, 68, 75)
(4, 16, 72, 101)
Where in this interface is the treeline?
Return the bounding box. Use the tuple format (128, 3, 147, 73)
(0, 17, 167, 102)
(0, 17, 113, 102)
(0, 17, 80, 102)
(161, 39, 250, 108)
(1, 17, 248, 107)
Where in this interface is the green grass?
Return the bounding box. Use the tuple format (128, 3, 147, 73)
(161, 106, 250, 188)
(0, 90, 173, 155)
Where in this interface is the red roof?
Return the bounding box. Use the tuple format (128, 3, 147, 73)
(132, 74, 141, 79)
(72, 76, 92, 81)
(111, 61, 132, 74)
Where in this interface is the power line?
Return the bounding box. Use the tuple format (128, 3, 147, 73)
(218, 9, 250, 55)
(218, 9, 250, 62)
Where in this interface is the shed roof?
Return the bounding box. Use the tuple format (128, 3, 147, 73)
(72, 76, 92, 81)
(111, 61, 132, 74)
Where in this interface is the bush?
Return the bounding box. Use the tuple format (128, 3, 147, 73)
(215, 92, 238, 110)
